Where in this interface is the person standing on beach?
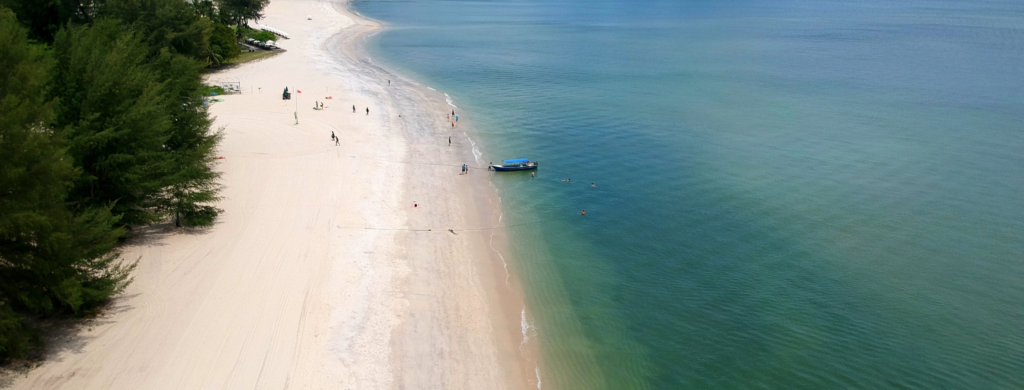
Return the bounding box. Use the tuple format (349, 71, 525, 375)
(366, 107, 370, 115)
(353, 105, 356, 113)
(449, 137, 451, 146)
(331, 131, 335, 141)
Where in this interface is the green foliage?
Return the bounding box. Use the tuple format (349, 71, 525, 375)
(100, 0, 215, 61)
(0, 7, 132, 361)
(198, 85, 226, 96)
(0, 304, 35, 359)
(0, 0, 228, 363)
(51, 20, 174, 227)
(209, 22, 238, 65)
(243, 28, 274, 42)
(0, 0, 94, 42)
(216, 0, 270, 27)
(149, 50, 223, 227)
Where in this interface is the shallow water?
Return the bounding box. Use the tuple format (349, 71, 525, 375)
(353, 0, 1024, 388)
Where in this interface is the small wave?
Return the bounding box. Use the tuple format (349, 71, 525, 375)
(444, 93, 457, 108)
(535, 367, 542, 389)
(427, 86, 436, 91)
(464, 132, 483, 165)
(521, 308, 529, 344)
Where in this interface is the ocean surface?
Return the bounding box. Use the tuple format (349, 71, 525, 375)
(352, 0, 1024, 388)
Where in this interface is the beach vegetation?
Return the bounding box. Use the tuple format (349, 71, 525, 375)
(0, 0, 238, 361)
(243, 27, 274, 42)
(0, 8, 133, 361)
(215, 0, 270, 30)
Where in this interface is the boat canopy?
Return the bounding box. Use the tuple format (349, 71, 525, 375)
(503, 158, 530, 164)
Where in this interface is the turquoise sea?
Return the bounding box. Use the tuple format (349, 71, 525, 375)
(353, 0, 1024, 388)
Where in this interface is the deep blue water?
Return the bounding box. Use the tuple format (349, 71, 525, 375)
(353, 0, 1024, 388)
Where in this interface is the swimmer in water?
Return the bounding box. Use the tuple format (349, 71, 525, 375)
(581, 210, 586, 216)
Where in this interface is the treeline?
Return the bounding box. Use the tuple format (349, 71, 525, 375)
(0, 0, 267, 360)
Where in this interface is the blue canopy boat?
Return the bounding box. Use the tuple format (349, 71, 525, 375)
(491, 158, 538, 171)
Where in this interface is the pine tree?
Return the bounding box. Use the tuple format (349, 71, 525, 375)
(50, 19, 174, 227)
(0, 8, 131, 360)
(150, 50, 223, 227)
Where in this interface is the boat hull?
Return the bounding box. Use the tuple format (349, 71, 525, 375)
(492, 165, 538, 171)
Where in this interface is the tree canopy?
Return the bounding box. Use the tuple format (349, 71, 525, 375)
(0, 0, 263, 361)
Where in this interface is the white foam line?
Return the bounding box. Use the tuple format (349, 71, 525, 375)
(536, 367, 542, 389)
(521, 308, 529, 345)
(464, 132, 483, 166)
(488, 232, 511, 290)
(445, 93, 457, 108)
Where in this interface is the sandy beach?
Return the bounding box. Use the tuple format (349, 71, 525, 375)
(5, 0, 529, 388)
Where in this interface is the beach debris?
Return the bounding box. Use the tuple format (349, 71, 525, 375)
(449, 229, 457, 235)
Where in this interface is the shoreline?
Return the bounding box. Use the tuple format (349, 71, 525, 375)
(327, 1, 542, 387)
(5, 0, 535, 388)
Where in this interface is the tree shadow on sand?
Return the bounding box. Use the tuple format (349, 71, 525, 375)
(0, 220, 221, 387)
(0, 293, 135, 388)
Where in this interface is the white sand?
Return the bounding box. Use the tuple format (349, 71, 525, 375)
(7, 1, 528, 388)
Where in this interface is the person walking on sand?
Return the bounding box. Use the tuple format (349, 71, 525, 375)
(353, 105, 356, 113)
(366, 107, 370, 115)
(449, 136, 451, 146)
(331, 131, 336, 141)
(461, 164, 466, 175)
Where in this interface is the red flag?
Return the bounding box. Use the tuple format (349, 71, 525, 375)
(296, 90, 302, 93)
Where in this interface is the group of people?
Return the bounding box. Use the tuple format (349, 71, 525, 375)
(448, 110, 458, 128)
(353, 105, 369, 115)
